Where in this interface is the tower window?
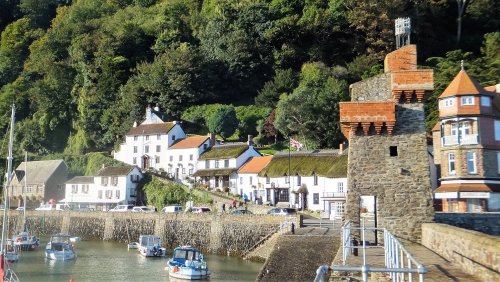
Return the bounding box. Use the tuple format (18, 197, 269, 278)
(389, 146, 398, 157)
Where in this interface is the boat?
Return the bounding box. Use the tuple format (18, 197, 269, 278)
(5, 240, 19, 263)
(1, 105, 20, 281)
(166, 245, 209, 280)
(45, 233, 76, 260)
(127, 242, 139, 249)
(12, 152, 40, 251)
(138, 235, 166, 257)
(69, 237, 81, 243)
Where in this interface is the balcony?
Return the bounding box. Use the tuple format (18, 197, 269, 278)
(322, 192, 347, 199)
(442, 134, 478, 146)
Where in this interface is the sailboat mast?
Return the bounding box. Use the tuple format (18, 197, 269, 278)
(1, 104, 15, 256)
(23, 151, 27, 222)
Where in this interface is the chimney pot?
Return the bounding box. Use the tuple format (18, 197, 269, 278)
(247, 135, 254, 146)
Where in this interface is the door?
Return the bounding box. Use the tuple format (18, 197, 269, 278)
(142, 156, 149, 169)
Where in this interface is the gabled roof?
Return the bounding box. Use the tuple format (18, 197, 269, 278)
(238, 156, 273, 174)
(440, 70, 491, 98)
(169, 136, 209, 150)
(126, 122, 175, 136)
(199, 144, 252, 160)
(65, 176, 94, 184)
(258, 151, 347, 178)
(432, 122, 440, 131)
(14, 160, 66, 185)
(96, 166, 136, 177)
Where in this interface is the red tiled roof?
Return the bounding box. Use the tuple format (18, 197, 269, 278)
(126, 122, 175, 136)
(435, 183, 500, 193)
(238, 156, 273, 174)
(169, 136, 209, 149)
(439, 70, 490, 98)
(431, 122, 440, 131)
(484, 85, 497, 92)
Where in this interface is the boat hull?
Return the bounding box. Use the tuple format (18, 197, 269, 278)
(45, 250, 76, 260)
(168, 267, 209, 280)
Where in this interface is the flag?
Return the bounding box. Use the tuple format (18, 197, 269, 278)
(290, 138, 304, 151)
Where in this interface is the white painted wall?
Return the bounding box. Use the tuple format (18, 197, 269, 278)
(164, 139, 211, 179)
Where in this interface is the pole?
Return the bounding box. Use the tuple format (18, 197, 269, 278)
(23, 151, 27, 226)
(288, 135, 291, 208)
(1, 105, 15, 260)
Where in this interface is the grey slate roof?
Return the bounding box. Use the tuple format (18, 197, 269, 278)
(65, 176, 94, 184)
(14, 160, 66, 185)
(96, 166, 136, 176)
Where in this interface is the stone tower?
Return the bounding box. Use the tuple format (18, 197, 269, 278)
(340, 45, 435, 241)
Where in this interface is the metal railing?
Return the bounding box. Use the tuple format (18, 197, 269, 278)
(322, 192, 347, 198)
(442, 134, 478, 146)
(314, 220, 427, 282)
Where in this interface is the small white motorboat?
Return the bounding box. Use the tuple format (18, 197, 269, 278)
(6, 239, 19, 262)
(45, 233, 76, 260)
(127, 242, 139, 249)
(167, 245, 209, 280)
(138, 235, 166, 257)
(69, 237, 81, 243)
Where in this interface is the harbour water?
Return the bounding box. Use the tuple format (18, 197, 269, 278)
(10, 240, 263, 282)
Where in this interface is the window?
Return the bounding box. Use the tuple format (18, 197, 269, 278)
(134, 136, 138, 141)
(313, 193, 319, 205)
(98, 190, 103, 199)
(172, 135, 176, 141)
(495, 121, 500, 141)
(82, 185, 89, 194)
(101, 177, 109, 186)
(249, 177, 253, 185)
(239, 177, 243, 184)
(168, 168, 172, 174)
(169, 156, 173, 162)
(26, 185, 32, 193)
(224, 160, 229, 167)
(189, 154, 193, 161)
(497, 152, 500, 174)
(460, 121, 471, 136)
(155, 156, 160, 164)
(133, 157, 137, 164)
(105, 190, 112, 199)
(313, 174, 318, 186)
(389, 146, 398, 157)
(461, 96, 474, 105)
(182, 168, 186, 174)
(338, 182, 344, 193)
(481, 96, 491, 107)
(116, 190, 120, 199)
(467, 152, 476, 174)
(205, 160, 210, 168)
(157, 134, 161, 140)
(133, 146, 138, 153)
(189, 168, 193, 175)
(145, 145, 149, 153)
(156, 145, 161, 152)
(111, 176, 118, 186)
(266, 176, 270, 184)
(448, 153, 455, 175)
(215, 160, 219, 168)
(145, 135, 149, 141)
(285, 175, 289, 183)
(179, 155, 183, 161)
(451, 123, 458, 136)
(297, 175, 301, 186)
(72, 185, 78, 194)
(443, 98, 454, 107)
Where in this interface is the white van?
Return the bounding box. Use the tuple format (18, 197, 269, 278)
(56, 203, 71, 211)
(109, 204, 134, 212)
(160, 205, 183, 213)
(35, 204, 55, 211)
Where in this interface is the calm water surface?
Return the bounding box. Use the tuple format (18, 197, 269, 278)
(10, 240, 263, 282)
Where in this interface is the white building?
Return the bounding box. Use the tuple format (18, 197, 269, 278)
(114, 106, 186, 170)
(258, 151, 348, 219)
(236, 155, 273, 203)
(193, 143, 261, 190)
(165, 135, 213, 180)
(62, 166, 143, 211)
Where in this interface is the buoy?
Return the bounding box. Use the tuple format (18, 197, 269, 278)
(70, 278, 75, 282)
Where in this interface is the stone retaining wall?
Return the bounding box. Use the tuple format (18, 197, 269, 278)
(2, 211, 295, 255)
(435, 212, 500, 236)
(422, 223, 500, 282)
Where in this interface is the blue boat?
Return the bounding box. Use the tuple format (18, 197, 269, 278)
(166, 246, 209, 280)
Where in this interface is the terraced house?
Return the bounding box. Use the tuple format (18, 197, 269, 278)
(257, 150, 348, 219)
(164, 134, 214, 180)
(432, 69, 500, 212)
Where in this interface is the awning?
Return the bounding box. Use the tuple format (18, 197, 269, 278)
(435, 183, 500, 193)
(193, 168, 237, 177)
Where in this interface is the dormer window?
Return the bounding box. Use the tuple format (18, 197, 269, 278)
(172, 135, 176, 141)
(443, 98, 454, 107)
(481, 96, 491, 107)
(203, 144, 207, 150)
(461, 96, 474, 106)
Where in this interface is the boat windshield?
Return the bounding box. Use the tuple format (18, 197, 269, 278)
(51, 236, 70, 244)
(173, 249, 199, 260)
(140, 236, 160, 246)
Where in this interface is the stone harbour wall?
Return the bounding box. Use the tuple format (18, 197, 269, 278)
(422, 223, 500, 282)
(2, 211, 293, 255)
(435, 212, 500, 236)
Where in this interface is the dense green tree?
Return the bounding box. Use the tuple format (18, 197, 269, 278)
(235, 105, 271, 140)
(207, 106, 238, 140)
(255, 68, 297, 108)
(143, 177, 191, 211)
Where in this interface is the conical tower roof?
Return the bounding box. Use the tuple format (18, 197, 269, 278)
(439, 70, 490, 98)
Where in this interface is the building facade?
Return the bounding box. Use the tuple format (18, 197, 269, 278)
(432, 70, 500, 212)
(164, 135, 213, 180)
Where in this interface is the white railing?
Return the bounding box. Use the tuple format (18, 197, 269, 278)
(442, 134, 478, 146)
(315, 219, 427, 282)
(322, 192, 347, 198)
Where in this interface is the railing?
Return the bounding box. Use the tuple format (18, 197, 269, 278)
(442, 134, 478, 146)
(322, 192, 347, 198)
(314, 220, 427, 282)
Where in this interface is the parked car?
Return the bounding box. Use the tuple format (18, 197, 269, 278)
(132, 206, 155, 213)
(230, 209, 253, 215)
(267, 208, 296, 216)
(109, 204, 134, 212)
(15, 207, 25, 211)
(35, 204, 55, 211)
(191, 207, 211, 214)
(160, 205, 183, 213)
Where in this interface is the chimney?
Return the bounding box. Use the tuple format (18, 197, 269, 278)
(247, 135, 254, 146)
(154, 103, 160, 112)
(145, 105, 151, 118)
(208, 133, 216, 147)
(101, 164, 105, 169)
(133, 121, 137, 128)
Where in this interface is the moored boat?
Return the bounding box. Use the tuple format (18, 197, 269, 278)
(127, 242, 139, 249)
(45, 233, 76, 260)
(138, 235, 166, 257)
(5, 239, 19, 263)
(166, 245, 209, 280)
(13, 228, 39, 251)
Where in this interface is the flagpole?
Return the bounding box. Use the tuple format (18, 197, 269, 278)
(288, 134, 291, 208)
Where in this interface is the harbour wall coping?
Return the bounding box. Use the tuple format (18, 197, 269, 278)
(422, 223, 500, 282)
(434, 212, 500, 236)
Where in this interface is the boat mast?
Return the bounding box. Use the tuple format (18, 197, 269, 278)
(23, 151, 27, 226)
(1, 105, 15, 257)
